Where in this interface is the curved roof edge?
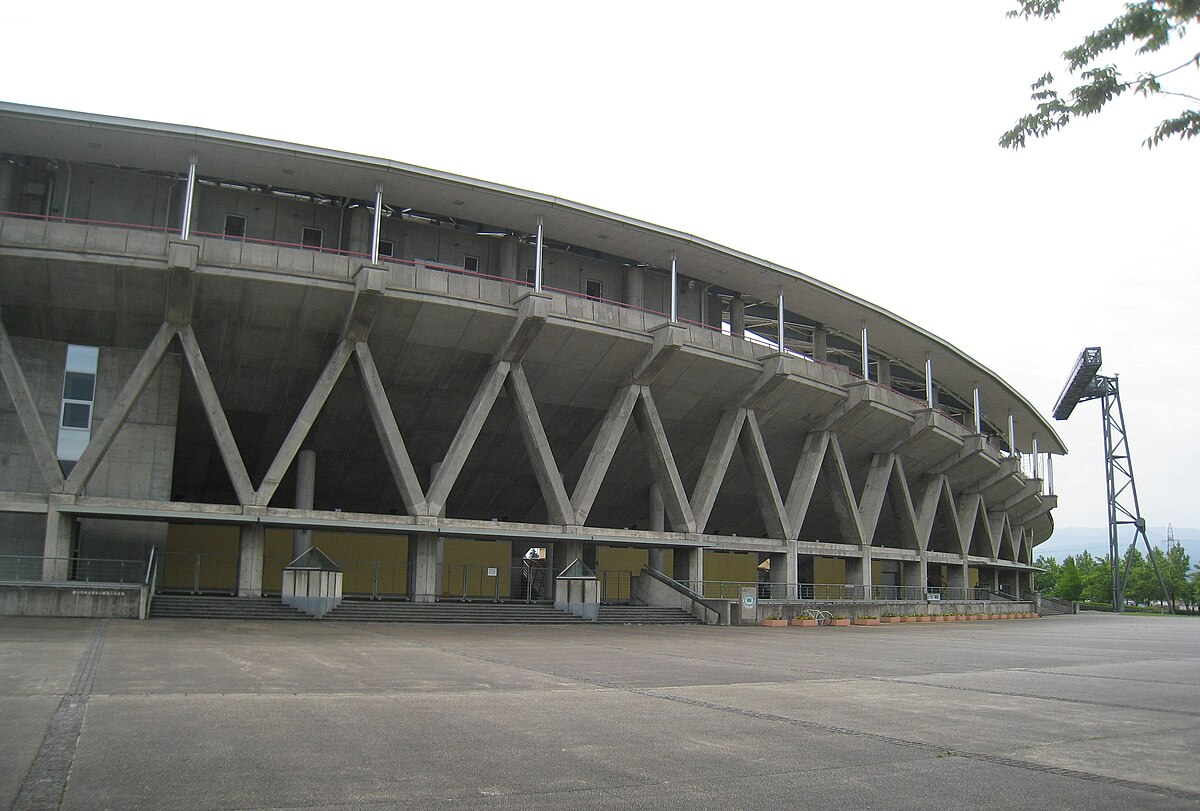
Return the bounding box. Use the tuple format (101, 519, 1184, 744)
(0, 100, 1066, 455)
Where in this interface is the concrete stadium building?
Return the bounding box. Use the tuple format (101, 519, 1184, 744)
(0, 102, 1063, 620)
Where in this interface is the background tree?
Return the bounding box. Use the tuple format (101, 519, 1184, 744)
(1162, 543, 1193, 608)
(1034, 554, 1061, 593)
(1055, 556, 1083, 601)
(1001, 1, 1200, 148)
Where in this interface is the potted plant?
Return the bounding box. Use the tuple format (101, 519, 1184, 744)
(790, 615, 818, 627)
(881, 612, 901, 624)
(760, 614, 788, 627)
(830, 614, 850, 627)
(900, 613, 915, 623)
(915, 613, 931, 622)
(854, 615, 880, 626)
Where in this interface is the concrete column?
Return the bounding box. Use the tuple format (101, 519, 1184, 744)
(769, 543, 797, 600)
(729, 297, 745, 337)
(946, 560, 969, 598)
(900, 557, 927, 595)
(672, 547, 703, 587)
(647, 483, 667, 572)
(624, 266, 645, 309)
(986, 568, 1000, 593)
(0, 160, 15, 213)
(705, 291, 724, 330)
(408, 533, 439, 602)
(877, 358, 892, 387)
(499, 236, 520, 280)
(293, 449, 316, 558)
(41, 504, 74, 581)
(845, 547, 872, 599)
(812, 327, 828, 362)
(237, 523, 265, 597)
(430, 462, 444, 596)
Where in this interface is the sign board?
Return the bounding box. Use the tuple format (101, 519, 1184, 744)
(927, 592, 941, 601)
(740, 587, 757, 610)
(487, 567, 498, 577)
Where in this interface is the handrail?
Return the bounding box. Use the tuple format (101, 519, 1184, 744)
(640, 566, 724, 624)
(141, 546, 160, 619)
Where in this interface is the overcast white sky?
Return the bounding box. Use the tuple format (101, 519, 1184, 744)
(7, 1, 1198, 543)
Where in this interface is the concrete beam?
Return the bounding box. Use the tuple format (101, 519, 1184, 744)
(178, 325, 255, 506)
(1011, 494, 1056, 525)
(785, 432, 829, 538)
(736, 353, 795, 410)
(571, 384, 638, 525)
(506, 364, 572, 525)
(630, 322, 687, 385)
(499, 292, 551, 363)
(425, 361, 511, 517)
(915, 475, 964, 554)
(255, 340, 354, 507)
(0, 315, 65, 493)
(64, 322, 175, 495)
(351, 342, 428, 516)
(633, 388, 696, 533)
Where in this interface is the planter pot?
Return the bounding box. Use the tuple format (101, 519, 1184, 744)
(900, 616, 915, 623)
(930, 615, 945, 622)
(881, 616, 901, 624)
(972, 614, 985, 621)
(830, 618, 851, 627)
(916, 615, 931, 622)
(760, 619, 788, 627)
(853, 618, 880, 626)
(943, 615, 957, 622)
(790, 619, 818, 627)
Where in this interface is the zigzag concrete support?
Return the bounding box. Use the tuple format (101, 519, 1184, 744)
(506, 364, 572, 525)
(0, 315, 64, 493)
(571, 384, 639, 525)
(690, 407, 746, 533)
(632, 388, 696, 533)
(177, 326, 255, 506)
(352, 342, 428, 516)
(255, 340, 354, 507)
(426, 361, 511, 517)
(739, 411, 790, 540)
(64, 322, 175, 495)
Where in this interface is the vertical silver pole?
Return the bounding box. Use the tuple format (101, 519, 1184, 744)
(1047, 454, 1054, 495)
(973, 385, 982, 433)
(1008, 411, 1016, 457)
(180, 152, 197, 240)
(370, 181, 383, 265)
(777, 292, 785, 351)
(534, 215, 544, 292)
(1032, 435, 1040, 479)
(924, 354, 934, 408)
(670, 252, 678, 323)
(860, 321, 869, 380)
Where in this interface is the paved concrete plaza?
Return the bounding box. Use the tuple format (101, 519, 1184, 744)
(1, 612, 1197, 810)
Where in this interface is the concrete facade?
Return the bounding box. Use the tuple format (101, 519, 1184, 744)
(0, 104, 1061, 606)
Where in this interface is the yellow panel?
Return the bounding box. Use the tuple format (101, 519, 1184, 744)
(969, 567, 980, 588)
(597, 547, 647, 601)
(442, 538, 512, 598)
(814, 557, 846, 585)
(262, 530, 410, 595)
(163, 524, 239, 591)
(703, 551, 758, 583)
(871, 559, 883, 584)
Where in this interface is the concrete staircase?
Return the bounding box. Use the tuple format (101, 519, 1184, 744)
(149, 595, 704, 625)
(324, 601, 586, 624)
(597, 606, 702, 625)
(149, 594, 310, 620)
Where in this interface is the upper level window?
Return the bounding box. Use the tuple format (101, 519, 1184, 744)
(585, 279, 603, 301)
(302, 227, 323, 249)
(463, 255, 480, 273)
(57, 344, 99, 464)
(525, 267, 536, 285)
(224, 214, 247, 239)
(378, 239, 394, 258)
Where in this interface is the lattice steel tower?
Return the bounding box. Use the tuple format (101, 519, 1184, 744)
(1052, 347, 1172, 613)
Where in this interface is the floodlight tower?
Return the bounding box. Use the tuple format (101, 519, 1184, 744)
(1052, 348, 1173, 613)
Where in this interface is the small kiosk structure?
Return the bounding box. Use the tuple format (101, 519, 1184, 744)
(281, 547, 343, 618)
(554, 558, 600, 621)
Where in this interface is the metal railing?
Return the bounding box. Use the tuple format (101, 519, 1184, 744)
(677, 580, 995, 602)
(160, 552, 238, 595)
(439, 562, 551, 602)
(336, 559, 408, 599)
(599, 569, 632, 604)
(0, 554, 146, 585)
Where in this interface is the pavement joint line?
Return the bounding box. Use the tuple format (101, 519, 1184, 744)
(1008, 666, 1200, 687)
(11, 619, 108, 811)
(342, 625, 1200, 804)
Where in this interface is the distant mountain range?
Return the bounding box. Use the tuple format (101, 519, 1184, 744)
(1038, 526, 1200, 565)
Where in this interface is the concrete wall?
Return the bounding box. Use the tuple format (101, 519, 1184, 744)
(52, 164, 177, 229)
(0, 582, 143, 618)
(0, 337, 180, 560)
